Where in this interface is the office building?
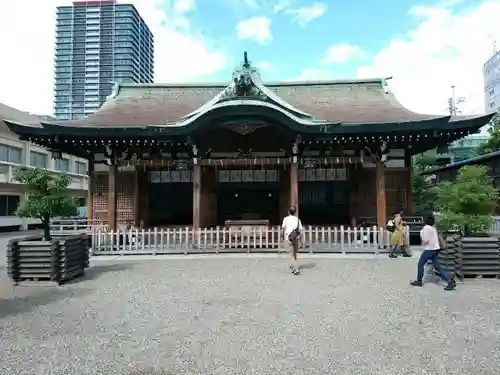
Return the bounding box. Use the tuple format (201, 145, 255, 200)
(54, 0, 154, 120)
(0, 103, 88, 230)
(484, 49, 500, 112)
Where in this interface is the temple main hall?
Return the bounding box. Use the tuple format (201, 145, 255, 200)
(3, 53, 494, 230)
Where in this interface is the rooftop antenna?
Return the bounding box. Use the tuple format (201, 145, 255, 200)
(494, 40, 498, 54)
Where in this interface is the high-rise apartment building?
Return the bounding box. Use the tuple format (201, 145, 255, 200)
(484, 49, 500, 112)
(54, 0, 154, 120)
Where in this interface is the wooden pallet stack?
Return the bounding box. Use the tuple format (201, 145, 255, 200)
(438, 235, 462, 278)
(6, 234, 89, 285)
(458, 236, 500, 278)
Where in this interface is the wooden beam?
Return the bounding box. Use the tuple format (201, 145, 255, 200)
(376, 159, 387, 228)
(108, 165, 117, 231)
(290, 162, 299, 214)
(87, 156, 94, 226)
(192, 163, 201, 229)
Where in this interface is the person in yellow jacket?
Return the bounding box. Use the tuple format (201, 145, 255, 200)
(389, 208, 410, 258)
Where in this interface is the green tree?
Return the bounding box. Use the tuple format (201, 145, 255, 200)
(477, 114, 500, 155)
(14, 168, 78, 240)
(412, 151, 437, 213)
(433, 165, 498, 235)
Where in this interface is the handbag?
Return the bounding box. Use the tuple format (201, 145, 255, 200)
(437, 232, 447, 250)
(386, 219, 395, 232)
(288, 218, 300, 241)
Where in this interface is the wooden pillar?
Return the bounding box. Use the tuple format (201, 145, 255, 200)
(406, 167, 413, 214)
(375, 159, 387, 228)
(192, 163, 201, 229)
(108, 164, 117, 231)
(290, 162, 299, 214)
(134, 168, 140, 226)
(87, 156, 94, 226)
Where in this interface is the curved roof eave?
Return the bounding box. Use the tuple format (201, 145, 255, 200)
(167, 99, 330, 128)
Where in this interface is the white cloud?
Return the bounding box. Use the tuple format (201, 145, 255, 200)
(0, 0, 228, 116)
(286, 2, 326, 27)
(272, 0, 292, 13)
(321, 43, 365, 64)
(173, 0, 195, 12)
(236, 16, 272, 44)
(256, 61, 272, 70)
(356, 0, 500, 115)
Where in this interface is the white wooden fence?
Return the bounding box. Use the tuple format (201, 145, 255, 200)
(491, 216, 500, 234)
(50, 218, 107, 232)
(89, 226, 411, 255)
(47, 216, 500, 256)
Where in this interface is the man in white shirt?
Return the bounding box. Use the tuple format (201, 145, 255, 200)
(410, 214, 456, 291)
(281, 205, 302, 275)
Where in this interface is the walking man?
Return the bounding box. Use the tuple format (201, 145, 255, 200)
(410, 214, 456, 291)
(282, 205, 302, 275)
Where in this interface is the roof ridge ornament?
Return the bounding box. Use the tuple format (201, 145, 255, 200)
(180, 51, 315, 120)
(220, 51, 267, 99)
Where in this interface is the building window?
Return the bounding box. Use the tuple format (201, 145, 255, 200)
(0, 195, 20, 216)
(490, 101, 496, 109)
(30, 151, 48, 168)
(76, 161, 87, 175)
(0, 144, 22, 164)
(490, 89, 495, 96)
(55, 158, 70, 172)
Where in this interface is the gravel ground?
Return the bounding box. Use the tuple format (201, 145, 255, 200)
(1, 253, 500, 375)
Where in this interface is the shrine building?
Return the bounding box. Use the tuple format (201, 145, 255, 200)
(3, 53, 495, 231)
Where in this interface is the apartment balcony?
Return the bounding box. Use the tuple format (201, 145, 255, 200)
(0, 161, 88, 191)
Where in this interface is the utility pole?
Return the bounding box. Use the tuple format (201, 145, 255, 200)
(447, 85, 466, 116)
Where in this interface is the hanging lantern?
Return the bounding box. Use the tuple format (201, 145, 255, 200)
(303, 158, 316, 169)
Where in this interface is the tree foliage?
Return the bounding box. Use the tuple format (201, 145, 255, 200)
(477, 114, 500, 155)
(14, 168, 78, 240)
(412, 151, 438, 213)
(433, 165, 498, 235)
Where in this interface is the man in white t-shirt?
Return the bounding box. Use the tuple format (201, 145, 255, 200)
(410, 214, 456, 291)
(281, 205, 303, 275)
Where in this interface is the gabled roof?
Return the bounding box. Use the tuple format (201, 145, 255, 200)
(0, 102, 47, 140)
(35, 51, 450, 128)
(1, 52, 497, 143)
(46, 77, 445, 128)
(425, 149, 500, 174)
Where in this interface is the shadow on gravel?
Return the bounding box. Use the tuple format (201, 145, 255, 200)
(299, 262, 317, 270)
(66, 262, 136, 284)
(0, 287, 91, 319)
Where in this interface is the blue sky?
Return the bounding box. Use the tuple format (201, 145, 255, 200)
(177, 0, 489, 82)
(191, 0, 424, 81)
(0, 0, 498, 116)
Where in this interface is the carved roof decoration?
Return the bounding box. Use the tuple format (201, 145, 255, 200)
(180, 52, 316, 123)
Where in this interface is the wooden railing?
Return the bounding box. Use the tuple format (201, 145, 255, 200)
(90, 226, 411, 255)
(50, 218, 107, 232)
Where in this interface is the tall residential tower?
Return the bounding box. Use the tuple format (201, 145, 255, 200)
(54, 0, 154, 120)
(484, 49, 500, 112)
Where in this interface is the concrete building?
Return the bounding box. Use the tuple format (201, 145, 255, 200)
(0, 103, 88, 230)
(54, 0, 154, 120)
(484, 49, 500, 112)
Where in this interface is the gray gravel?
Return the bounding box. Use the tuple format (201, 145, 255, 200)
(2, 254, 500, 375)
